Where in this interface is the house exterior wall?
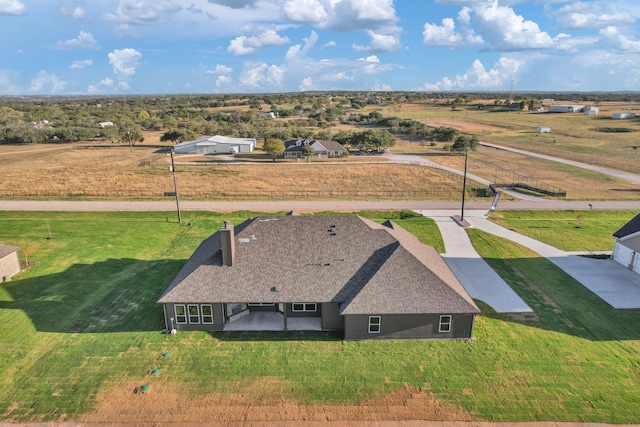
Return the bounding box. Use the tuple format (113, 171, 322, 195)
(613, 112, 636, 119)
(619, 235, 640, 252)
(0, 251, 20, 280)
(612, 242, 634, 268)
(536, 126, 551, 133)
(343, 313, 475, 340)
(164, 302, 225, 331)
(320, 303, 343, 330)
(285, 303, 322, 318)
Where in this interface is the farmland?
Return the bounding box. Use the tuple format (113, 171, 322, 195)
(0, 210, 639, 423)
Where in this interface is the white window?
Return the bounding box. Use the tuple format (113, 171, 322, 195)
(201, 304, 214, 324)
(174, 304, 187, 324)
(292, 303, 317, 312)
(368, 316, 381, 333)
(188, 304, 200, 324)
(439, 315, 452, 333)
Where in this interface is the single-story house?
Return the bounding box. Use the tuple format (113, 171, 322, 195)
(259, 111, 279, 118)
(548, 105, 585, 113)
(612, 112, 636, 119)
(612, 213, 640, 273)
(157, 214, 480, 340)
(0, 244, 21, 281)
(174, 135, 256, 155)
(283, 139, 345, 158)
(536, 126, 551, 133)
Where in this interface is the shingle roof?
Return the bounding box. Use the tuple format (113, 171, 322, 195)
(613, 213, 640, 239)
(0, 244, 20, 259)
(158, 215, 479, 315)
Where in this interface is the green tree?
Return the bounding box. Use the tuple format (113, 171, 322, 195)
(450, 135, 479, 152)
(263, 138, 285, 161)
(302, 144, 315, 161)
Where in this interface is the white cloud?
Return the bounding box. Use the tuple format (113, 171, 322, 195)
(358, 55, 380, 62)
(108, 48, 142, 76)
(0, 70, 22, 95)
(0, 0, 27, 15)
(423, 56, 523, 91)
(104, 0, 183, 34)
(238, 61, 285, 90)
(423, 18, 464, 48)
(87, 77, 115, 94)
(469, 2, 555, 51)
(54, 31, 99, 50)
(61, 1, 88, 19)
(69, 59, 93, 69)
(553, 2, 635, 30)
(321, 40, 336, 48)
(29, 70, 66, 93)
(215, 74, 232, 88)
(283, 0, 402, 52)
(599, 26, 640, 52)
(285, 31, 318, 61)
(207, 64, 233, 75)
(227, 28, 290, 55)
(208, 0, 259, 9)
(299, 76, 315, 91)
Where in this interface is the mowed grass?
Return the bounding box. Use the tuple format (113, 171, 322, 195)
(488, 210, 638, 251)
(0, 211, 639, 422)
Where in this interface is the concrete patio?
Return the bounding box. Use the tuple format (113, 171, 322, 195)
(222, 311, 323, 331)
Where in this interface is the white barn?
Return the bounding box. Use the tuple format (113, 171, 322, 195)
(584, 106, 599, 116)
(549, 105, 585, 113)
(613, 112, 636, 119)
(612, 214, 640, 274)
(536, 126, 551, 133)
(174, 135, 256, 155)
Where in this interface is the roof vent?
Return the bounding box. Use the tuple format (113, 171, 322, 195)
(271, 286, 278, 292)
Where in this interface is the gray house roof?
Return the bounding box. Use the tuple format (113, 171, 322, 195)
(0, 244, 20, 259)
(158, 215, 479, 315)
(613, 213, 640, 239)
(284, 139, 345, 154)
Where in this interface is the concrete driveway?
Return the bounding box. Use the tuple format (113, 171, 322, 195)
(419, 210, 533, 313)
(469, 216, 640, 309)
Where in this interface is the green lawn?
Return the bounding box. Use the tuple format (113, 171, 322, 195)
(488, 209, 638, 251)
(0, 211, 638, 422)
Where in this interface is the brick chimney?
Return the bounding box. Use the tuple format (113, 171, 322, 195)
(220, 220, 235, 266)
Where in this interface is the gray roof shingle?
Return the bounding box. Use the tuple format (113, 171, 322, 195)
(0, 244, 20, 259)
(613, 213, 640, 239)
(158, 215, 479, 315)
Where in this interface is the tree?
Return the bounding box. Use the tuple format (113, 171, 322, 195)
(302, 144, 315, 161)
(160, 129, 196, 144)
(433, 126, 460, 142)
(450, 135, 479, 153)
(351, 129, 396, 152)
(263, 138, 285, 161)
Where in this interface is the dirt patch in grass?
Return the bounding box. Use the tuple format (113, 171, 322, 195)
(81, 380, 474, 423)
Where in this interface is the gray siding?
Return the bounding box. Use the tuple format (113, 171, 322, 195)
(621, 235, 640, 252)
(343, 313, 475, 340)
(164, 303, 224, 331)
(321, 303, 344, 330)
(286, 303, 321, 318)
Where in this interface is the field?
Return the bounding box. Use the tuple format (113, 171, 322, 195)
(1, 210, 639, 423)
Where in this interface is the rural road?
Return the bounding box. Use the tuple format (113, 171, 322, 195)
(479, 142, 640, 184)
(2, 199, 640, 212)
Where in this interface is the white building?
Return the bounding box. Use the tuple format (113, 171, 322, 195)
(536, 126, 551, 133)
(612, 214, 640, 274)
(174, 135, 256, 155)
(0, 244, 20, 281)
(612, 112, 636, 119)
(548, 105, 585, 113)
(584, 106, 599, 116)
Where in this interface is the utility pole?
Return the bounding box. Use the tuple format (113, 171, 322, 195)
(169, 148, 182, 224)
(460, 148, 468, 222)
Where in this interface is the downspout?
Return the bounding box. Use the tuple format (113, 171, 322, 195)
(283, 303, 288, 331)
(162, 304, 169, 331)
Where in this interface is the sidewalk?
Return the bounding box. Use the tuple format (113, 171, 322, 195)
(419, 210, 532, 313)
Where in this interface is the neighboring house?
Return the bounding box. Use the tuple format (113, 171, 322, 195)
(612, 214, 640, 274)
(612, 112, 636, 119)
(548, 105, 585, 113)
(536, 126, 551, 133)
(283, 139, 345, 158)
(174, 135, 256, 155)
(259, 110, 279, 118)
(0, 244, 20, 281)
(158, 214, 480, 340)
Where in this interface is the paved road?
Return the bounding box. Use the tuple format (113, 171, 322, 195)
(2, 199, 640, 212)
(479, 141, 640, 184)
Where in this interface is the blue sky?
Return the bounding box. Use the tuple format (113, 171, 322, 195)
(1, 0, 640, 95)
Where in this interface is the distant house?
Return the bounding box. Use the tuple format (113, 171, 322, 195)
(536, 126, 551, 133)
(174, 135, 256, 155)
(259, 110, 279, 118)
(98, 121, 114, 128)
(548, 105, 585, 113)
(283, 138, 345, 158)
(612, 214, 640, 274)
(157, 214, 480, 340)
(584, 106, 599, 116)
(0, 244, 20, 281)
(612, 112, 636, 119)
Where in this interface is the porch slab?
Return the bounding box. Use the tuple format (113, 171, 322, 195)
(223, 311, 322, 331)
